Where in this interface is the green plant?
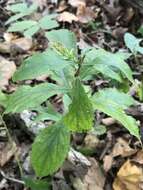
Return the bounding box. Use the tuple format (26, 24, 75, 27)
(0, 29, 141, 187)
(124, 33, 143, 101)
(124, 32, 143, 55)
(6, 2, 59, 37)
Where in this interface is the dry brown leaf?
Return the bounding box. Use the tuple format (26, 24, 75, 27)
(0, 56, 16, 89)
(11, 37, 33, 52)
(77, 4, 97, 23)
(84, 133, 99, 149)
(72, 158, 105, 190)
(68, 0, 85, 7)
(112, 27, 128, 40)
(4, 33, 16, 42)
(58, 11, 78, 23)
(102, 117, 116, 126)
(124, 7, 135, 23)
(103, 138, 136, 172)
(113, 160, 143, 190)
(0, 142, 17, 167)
(83, 158, 105, 190)
(112, 138, 137, 157)
(57, 1, 68, 12)
(132, 150, 143, 165)
(0, 43, 11, 54)
(0, 37, 32, 54)
(103, 155, 113, 172)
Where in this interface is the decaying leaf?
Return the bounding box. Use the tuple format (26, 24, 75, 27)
(113, 160, 143, 190)
(103, 155, 113, 172)
(112, 138, 137, 157)
(103, 138, 136, 172)
(72, 158, 105, 190)
(84, 133, 99, 149)
(76, 3, 97, 23)
(0, 37, 32, 54)
(0, 56, 16, 89)
(0, 43, 11, 54)
(11, 37, 33, 52)
(132, 150, 143, 165)
(58, 12, 78, 23)
(0, 142, 17, 167)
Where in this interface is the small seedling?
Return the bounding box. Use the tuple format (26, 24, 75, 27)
(6, 2, 59, 37)
(1, 14, 142, 187)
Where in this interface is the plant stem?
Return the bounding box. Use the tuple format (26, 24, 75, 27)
(74, 55, 85, 77)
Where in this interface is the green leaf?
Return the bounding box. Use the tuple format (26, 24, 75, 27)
(8, 20, 37, 32)
(6, 13, 26, 25)
(13, 49, 74, 81)
(35, 103, 62, 122)
(24, 178, 50, 190)
(63, 94, 72, 113)
(7, 3, 28, 13)
(7, 2, 37, 14)
(124, 32, 143, 54)
(5, 83, 68, 113)
(0, 91, 7, 107)
(6, 3, 38, 24)
(94, 125, 107, 136)
(39, 15, 59, 30)
(31, 122, 70, 177)
(25, 3, 38, 15)
(83, 48, 133, 82)
(24, 25, 40, 37)
(45, 29, 77, 52)
(91, 88, 140, 139)
(64, 78, 93, 132)
(35, 112, 61, 122)
(93, 88, 135, 109)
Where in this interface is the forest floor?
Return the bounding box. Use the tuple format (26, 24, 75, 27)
(1, 0, 143, 190)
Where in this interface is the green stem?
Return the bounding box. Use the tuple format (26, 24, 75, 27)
(74, 55, 85, 77)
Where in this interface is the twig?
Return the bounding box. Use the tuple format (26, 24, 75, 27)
(0, 170, 25, 185)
